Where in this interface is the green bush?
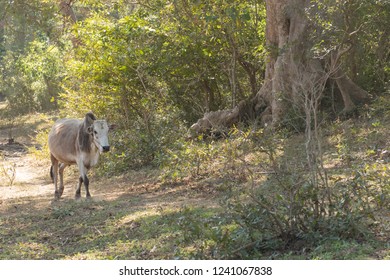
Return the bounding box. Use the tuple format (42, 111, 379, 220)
(1, 41, 62, 115)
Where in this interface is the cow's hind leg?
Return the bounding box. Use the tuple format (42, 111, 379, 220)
(50, 166, 54, 183)
(76, 176, 82, 199)
(58, 163, 67, 197)
(50, 154, 60, 200)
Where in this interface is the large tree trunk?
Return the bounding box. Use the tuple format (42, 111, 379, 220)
(190, 0, 369, 135)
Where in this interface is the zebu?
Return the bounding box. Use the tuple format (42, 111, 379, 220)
(48, 112, 113, 199)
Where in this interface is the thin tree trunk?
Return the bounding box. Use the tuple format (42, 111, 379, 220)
(59, 0, 79, 48)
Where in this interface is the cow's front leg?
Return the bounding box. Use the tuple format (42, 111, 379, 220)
(84, 175, 91, 198)
(76, 175, 90, 198)
(76, 163, 91, 199)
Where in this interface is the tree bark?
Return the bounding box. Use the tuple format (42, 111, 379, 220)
(190, 0, 369, 135)
(58, 0, 79, 48)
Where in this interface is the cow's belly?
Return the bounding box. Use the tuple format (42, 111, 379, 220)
(51, 150, 78, 165)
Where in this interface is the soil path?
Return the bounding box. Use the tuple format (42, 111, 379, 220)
(0, 140, 53, 197)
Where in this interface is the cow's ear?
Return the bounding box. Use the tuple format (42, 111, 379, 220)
(86, 125, 94, 135)
(85, 112, 96, 122)
(109, 124, 117, 131)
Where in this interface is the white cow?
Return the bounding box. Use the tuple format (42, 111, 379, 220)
(48, 112, 113, 199)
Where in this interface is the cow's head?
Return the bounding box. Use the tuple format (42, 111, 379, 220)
(85, 112, 115, 153)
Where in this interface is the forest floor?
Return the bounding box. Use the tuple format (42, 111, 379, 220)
(0, 102, 389, 260)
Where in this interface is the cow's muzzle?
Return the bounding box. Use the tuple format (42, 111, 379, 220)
(102, 146, 110, 152)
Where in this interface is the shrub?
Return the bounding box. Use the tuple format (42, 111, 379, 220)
(161, 123, 390, 258)
(1, 41, 62, 115)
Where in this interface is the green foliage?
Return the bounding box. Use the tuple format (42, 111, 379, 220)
(156, 0, 266, 118)
(0, 0, 62, 113)
(309, 0, 390, 93)
(29, 127, 52, 160)
(1, 40, 63, 114)
(58, 1, 266, 171)
(62, 1, 265, 113)
(99, 109, 186, 174)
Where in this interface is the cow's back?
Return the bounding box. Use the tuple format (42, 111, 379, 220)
(48, 119, 82, 164)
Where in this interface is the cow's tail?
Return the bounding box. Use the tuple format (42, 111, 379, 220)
(50, 165, 54, 183)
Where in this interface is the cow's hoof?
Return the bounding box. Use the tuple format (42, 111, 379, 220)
(75, 193, 81, 199)
(54, 191, 61, 200)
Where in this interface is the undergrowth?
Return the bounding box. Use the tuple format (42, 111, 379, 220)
(159, 98, 390, 259)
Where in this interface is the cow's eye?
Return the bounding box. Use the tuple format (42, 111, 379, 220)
(94, 130, 98, 135)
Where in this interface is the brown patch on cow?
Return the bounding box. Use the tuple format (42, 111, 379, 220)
(78, 112, 96, 153)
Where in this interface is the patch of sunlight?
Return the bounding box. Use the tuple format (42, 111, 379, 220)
(117, 208, 161, 227)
